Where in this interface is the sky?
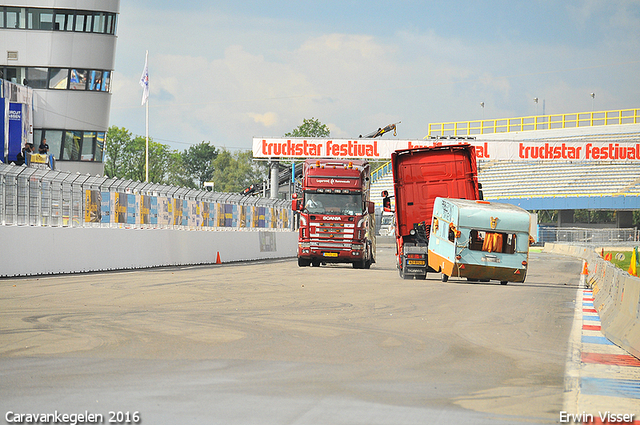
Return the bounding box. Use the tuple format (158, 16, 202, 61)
(108, 0, 640, 152)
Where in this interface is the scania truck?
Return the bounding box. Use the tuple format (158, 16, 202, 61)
(293, 159, 375, 269)
(391, 144, 481, 279)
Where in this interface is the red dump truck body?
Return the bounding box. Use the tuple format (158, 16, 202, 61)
(391, 144, 481, 279)
(293, 159, 376, 268)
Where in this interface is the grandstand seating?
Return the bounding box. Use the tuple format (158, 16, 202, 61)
(369, 113, 640, 211)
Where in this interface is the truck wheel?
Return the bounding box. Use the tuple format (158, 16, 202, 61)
(416, 273, 426, 280)
(298, 258, 310, 267)
(500, 281, 508, 285)
(312, 260, 321, 267)
(441, 274, 449, 282)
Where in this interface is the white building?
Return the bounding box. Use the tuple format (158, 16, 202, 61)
(0, 1, 120, 175)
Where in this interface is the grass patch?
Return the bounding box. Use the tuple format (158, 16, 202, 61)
(603, 250, 634, 272)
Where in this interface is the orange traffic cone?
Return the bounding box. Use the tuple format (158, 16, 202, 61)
(581, 261, 589, 276)
(216, 252, 221, 264)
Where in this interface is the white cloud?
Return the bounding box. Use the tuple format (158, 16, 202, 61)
(109, 2, 640, 151)
(249, 112, 279, 127)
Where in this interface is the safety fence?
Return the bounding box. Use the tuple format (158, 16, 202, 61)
(0, 163, 292, 231)
(544, 242, 640, 360)
(538, 226, 639, 245)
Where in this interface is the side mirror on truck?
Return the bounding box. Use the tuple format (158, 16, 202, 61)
(368, 201, 375, 214)
(292, 199, 300, 211)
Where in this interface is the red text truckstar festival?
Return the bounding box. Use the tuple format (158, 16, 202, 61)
(253, 137, 640, 162)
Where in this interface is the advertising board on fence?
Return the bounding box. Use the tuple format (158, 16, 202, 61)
(83, 191, 292, 231)
(253, 137, 640, 161)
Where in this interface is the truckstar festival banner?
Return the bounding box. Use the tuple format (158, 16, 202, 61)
(253, 137, 640, 162)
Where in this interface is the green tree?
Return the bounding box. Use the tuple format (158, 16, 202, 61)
(120, 136, 173, 183)
(165, 151, 195, 188)
(104, 125, 268, 191)
(285, 117, 330, 137)
(212, 149, 266, 193)
(181, 141, 218, 188)
(104, 125, 180, 184)
(104, 126, 132, 178)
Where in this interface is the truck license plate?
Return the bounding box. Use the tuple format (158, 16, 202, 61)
(407, 260, 425, 265)
(323, 252, 338, 257)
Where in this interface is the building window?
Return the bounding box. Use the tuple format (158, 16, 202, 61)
(102, 71, 111, 92)
(27, 8, 54, 30)
(1, 66, 112, 92)
(106, 14, 114, 34)
(26, 67, 48, 89)
(81, 132, 95, 161)
(92, 12, 106, 33)
(53, 9, 74, 31)
(6, 7, 26, 29)
(87, 70, 102, 91)
(49, 68, 69, 89)
(43, 130, 64, 159)
(5, 67, 26, 85)
(1, 7, 116, 34)
(74, 11, 93, 32)
(95, 132, 105, 162)
(39, 129, 105, 162)
(69, 69, 87, 90)
(62, 131, 82, 160)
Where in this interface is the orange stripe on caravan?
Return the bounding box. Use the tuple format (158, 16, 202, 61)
(428, 250, 455, 276)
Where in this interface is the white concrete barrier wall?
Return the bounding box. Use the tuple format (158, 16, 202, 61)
(544, 242, 640, 359)
(0, 226, 297, 277)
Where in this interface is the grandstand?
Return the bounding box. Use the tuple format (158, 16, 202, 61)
(370, 109, 640, 228)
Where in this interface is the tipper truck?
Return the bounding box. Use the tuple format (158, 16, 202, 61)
(391, 144, 482, 279)
(293, 158, 376, 269)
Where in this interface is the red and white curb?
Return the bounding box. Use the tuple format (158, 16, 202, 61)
(564, 285, 640, 424)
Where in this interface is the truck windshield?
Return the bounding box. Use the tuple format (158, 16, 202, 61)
(304, 193, 363, 215)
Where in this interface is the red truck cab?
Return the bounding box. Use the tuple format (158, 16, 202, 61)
(391, 144, 481, 279)
(293, 159, 376, 268)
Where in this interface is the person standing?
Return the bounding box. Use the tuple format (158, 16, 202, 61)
(39, 138, 49, 154)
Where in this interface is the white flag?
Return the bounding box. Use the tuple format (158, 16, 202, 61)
(139, 51, 149, 106)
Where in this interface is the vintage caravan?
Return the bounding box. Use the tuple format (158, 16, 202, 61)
(428, 198, 531, 284)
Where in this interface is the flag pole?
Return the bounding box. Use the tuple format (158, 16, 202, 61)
(145, 50, 149, 182)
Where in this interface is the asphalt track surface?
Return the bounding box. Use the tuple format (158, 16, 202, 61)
(0, 240, 582, 425)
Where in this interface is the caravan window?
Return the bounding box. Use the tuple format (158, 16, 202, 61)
(469, 230, 517, 254)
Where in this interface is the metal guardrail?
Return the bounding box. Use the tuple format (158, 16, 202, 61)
(0, 163, 292, 230)
(538, 226, 639, 245)
(428, 108, 640, 137)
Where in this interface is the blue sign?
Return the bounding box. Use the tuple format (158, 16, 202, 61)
(101, 192, 110, 223)
(8, 103, 22, 162)
(127, 194, 136, 224)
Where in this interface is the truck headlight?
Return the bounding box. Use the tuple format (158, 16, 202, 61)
(351, 244, 363, 250)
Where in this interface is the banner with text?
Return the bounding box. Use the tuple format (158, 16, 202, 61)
(253, 137, 640, 161)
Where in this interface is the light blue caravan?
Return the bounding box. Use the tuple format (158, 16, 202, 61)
(427, 198, 531, 285)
